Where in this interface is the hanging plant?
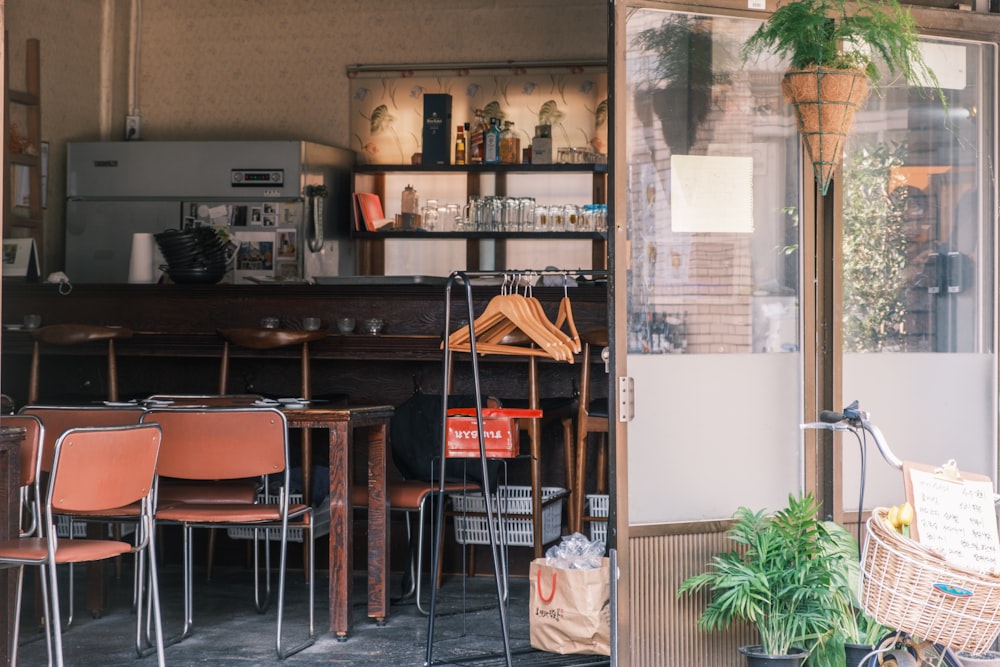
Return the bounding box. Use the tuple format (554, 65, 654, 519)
(741, 0, 943, 194)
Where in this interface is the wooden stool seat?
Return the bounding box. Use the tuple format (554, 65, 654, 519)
(217, 327, 327, 351)
(29, 324, 134, 404)
(217, 328, 327, 400)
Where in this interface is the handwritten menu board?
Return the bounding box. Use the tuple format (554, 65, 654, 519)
(903, 461, 1000, 574)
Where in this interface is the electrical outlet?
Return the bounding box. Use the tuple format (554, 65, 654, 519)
(748, 0, 766, 8)
(125, 115, 141, 141)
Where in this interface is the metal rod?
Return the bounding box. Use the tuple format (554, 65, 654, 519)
(347, 59, 607, 75)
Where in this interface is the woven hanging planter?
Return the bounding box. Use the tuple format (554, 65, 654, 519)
(782, 67, 870, 195)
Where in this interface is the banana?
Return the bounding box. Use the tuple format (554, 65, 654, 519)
(886, 502, 914, 536)
(898, 501, 914, 526)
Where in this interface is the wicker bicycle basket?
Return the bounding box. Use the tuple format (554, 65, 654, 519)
(861, 507, 1000, 654)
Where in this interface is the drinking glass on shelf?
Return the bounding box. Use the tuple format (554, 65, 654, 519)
(551, 205, 566, 228)
(501, 198, 519, 231)
(566, 204, 580, 228)
(519, 198, 535, 232)
(422, 200, 439, 231)
(534, 204, 550, 231)
(446, 203, 461, 231)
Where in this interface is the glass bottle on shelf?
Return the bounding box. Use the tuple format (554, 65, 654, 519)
(483, 117, 501, 165)
(469, 110, 486, 164)
(500, 120, 521, 164)
(455, 124, 467, 165)
(400, 183, 419, 229)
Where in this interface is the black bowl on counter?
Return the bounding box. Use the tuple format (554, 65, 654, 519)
(155, 227, 229, 284)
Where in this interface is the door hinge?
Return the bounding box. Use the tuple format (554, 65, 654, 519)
(618, 376, 635, 422)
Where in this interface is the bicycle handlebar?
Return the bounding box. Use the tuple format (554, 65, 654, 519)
(801, 401, 904, 470)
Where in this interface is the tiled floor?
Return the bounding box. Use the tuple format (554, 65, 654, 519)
(13, 561, 612, 667)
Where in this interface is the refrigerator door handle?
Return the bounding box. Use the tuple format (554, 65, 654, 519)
(306, 184, 328, 252)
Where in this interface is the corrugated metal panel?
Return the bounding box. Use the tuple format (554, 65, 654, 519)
(629, 531, 756, 667)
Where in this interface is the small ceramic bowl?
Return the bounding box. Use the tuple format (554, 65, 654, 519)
(362, 318, 384, 335)
(336, 317, 355, 334)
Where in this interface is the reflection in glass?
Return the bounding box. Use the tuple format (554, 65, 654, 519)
(625, 11, 801, 354)
(842, 39, 994, 354)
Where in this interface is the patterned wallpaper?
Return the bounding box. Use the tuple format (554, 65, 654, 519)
(128, 0, 607, 150)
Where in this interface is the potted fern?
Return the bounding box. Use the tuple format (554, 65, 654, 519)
(741, 0, 942, 194)
(678, 493, 855, 665)
(809, 519, 891, 667)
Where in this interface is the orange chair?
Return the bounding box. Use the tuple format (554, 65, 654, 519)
(28, 324, 133, 404)
(572, 328, 609, 535)
(0, 414, 50, 664)
(1, 415, 44, 539)
(145, 394, 265, 580)
(18, 405, 149, 623)
(0, 423, 166, 667)
(353, 479, 479, 614)
(141, 407, 314, 660)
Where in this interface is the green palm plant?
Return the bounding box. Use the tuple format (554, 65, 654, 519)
(677, 493, 855, 658)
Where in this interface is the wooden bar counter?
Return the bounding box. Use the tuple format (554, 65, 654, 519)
(1, 281, 607, 409)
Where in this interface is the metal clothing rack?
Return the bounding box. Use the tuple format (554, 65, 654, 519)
(425, 268, 608, 667)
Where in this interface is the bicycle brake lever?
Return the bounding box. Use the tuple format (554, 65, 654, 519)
(800, 421, 853, 431)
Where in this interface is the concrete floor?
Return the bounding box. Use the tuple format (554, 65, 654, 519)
(13, 561, 612, 667)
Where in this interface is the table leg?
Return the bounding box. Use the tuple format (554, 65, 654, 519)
(1, 442, 20, 667)
(365, 423, 389, 624)
(327, 422, 351, 638)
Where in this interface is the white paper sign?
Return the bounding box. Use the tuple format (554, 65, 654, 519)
(906, 464, 1000, 574)
(670, 155, 754, 233)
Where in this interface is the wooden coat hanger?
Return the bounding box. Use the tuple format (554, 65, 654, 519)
(552, 277, 581, 354)
(446, 274, 574, 362)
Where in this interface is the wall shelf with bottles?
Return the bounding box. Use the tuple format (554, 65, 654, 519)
(351, 163, 608, 274)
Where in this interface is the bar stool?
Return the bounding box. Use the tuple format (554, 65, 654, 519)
(217, 327, 328, 401)
(216, 327, 328, 579)
(217, 327, 329, 497)
(572, 327, 609, 535)
(28, 324, 134, 404)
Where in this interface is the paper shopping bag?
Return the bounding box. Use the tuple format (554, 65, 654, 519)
(529, 557, 611, 656)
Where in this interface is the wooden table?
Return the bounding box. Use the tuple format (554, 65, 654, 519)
(0, 426, 25, 667)
(282, 406, 393, 639)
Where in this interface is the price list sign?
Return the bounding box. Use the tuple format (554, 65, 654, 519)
(904, 462, 1000, 574)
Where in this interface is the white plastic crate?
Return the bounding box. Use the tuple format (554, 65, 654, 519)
(54, 516, 134, 539)
(587, 494, 609, 545)
(56, 516, 87, 538)
(451, 486, 565, 547)
(226, 493, 330, 543)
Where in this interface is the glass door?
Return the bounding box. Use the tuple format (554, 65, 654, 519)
(841, 39, 997, 512)
(622, 8, 805, 523)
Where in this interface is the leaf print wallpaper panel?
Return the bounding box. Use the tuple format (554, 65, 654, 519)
(349, 65, 608, 165)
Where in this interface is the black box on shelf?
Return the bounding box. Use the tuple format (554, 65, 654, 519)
(421, 93, 452, 166)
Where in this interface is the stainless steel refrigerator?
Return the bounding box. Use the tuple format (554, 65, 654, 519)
(65, 140, 354, 283)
